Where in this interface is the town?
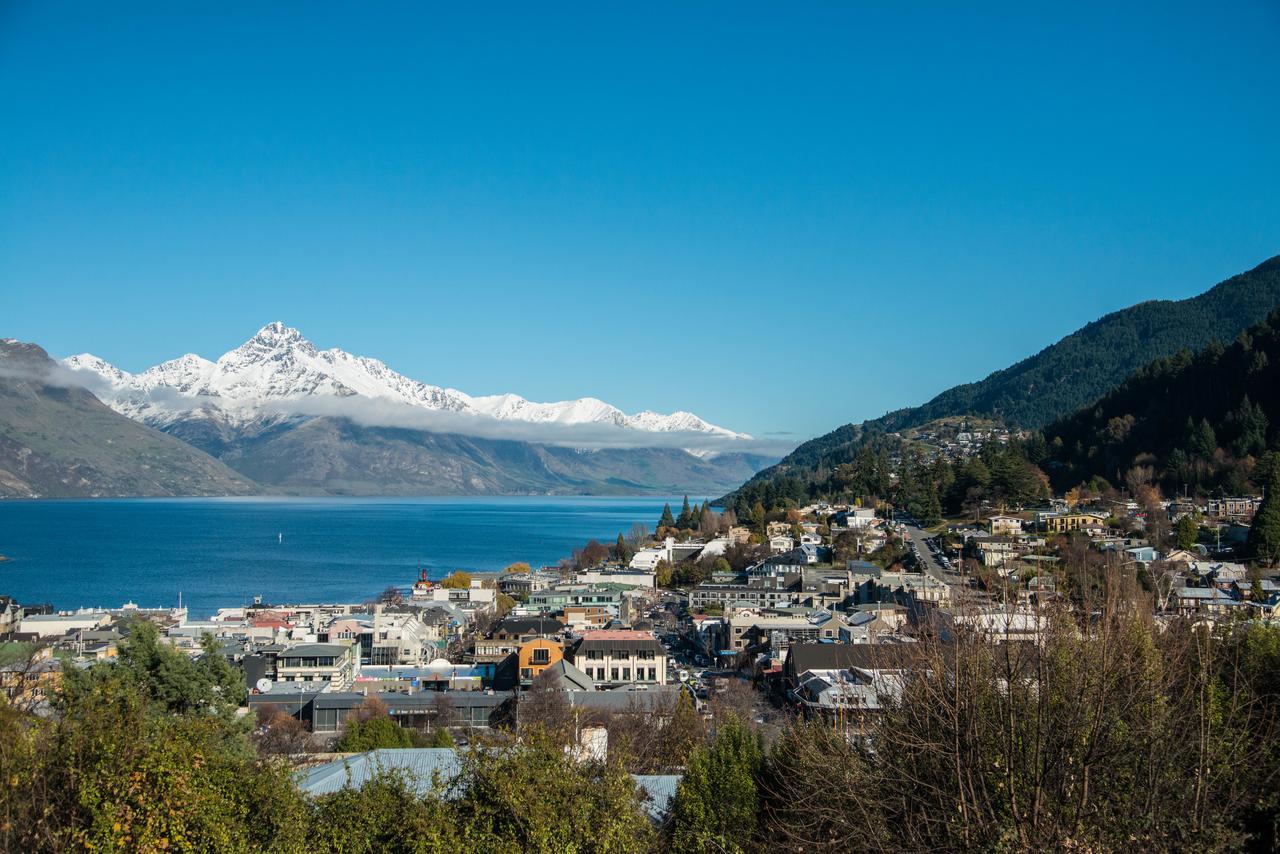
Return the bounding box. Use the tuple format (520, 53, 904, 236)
(4, 479, 1279, 847)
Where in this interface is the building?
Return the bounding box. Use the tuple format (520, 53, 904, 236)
(516, 638, 564, 683)
(568, 630, 667, 687)
(987, 515, 1024, 536)
(726, 610, 846, 652)
(689, 580, 794, 611)
(473, 617, 563, 662)
(17, 611, 110, 639)
(562, 605, 612, 630)
(1043, 512, 1109, 534)
(1206, 497, 1261, 520)
(275, 640, 358, 691)
(574, 569, 655, 589)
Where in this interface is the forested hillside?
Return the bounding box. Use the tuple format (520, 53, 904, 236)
(727, 255, 1280, 505)
(1043, 308, 1280, 496)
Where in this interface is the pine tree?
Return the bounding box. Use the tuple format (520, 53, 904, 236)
(668, 715, 762, 852)
(1249, 463, 1280, 566)
(677, 495, 693, 529)
(659, 503, 675, 529)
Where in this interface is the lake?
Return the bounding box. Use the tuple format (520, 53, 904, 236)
(0, 496, 677, 618)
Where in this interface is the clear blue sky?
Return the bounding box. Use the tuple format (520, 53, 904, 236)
(3, 2, 1278, 442)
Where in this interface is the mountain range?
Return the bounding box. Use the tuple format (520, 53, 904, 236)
(0, 324, 772, 498)
(726, 254, 1280, 503)
(64, 321, 748, 442)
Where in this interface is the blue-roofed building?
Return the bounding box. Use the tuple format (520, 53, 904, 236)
(295, 748, 681, 823)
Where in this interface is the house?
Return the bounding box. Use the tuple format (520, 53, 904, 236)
(975, 537, 1021, 568)
(831, 508, 877, 530)
(768, 536, 795, 553)
(791, 667, 903, 724)
(1173, 586, 1241, 616)
(567, 630, 667, 687)
(781, 642, 923, 692)
(987, 515, 1024, 536)
(0, 645, 61, 709)
(275, 640, 359, 691)
(836, 610, 894, 643)
(516, 637, 564, 684)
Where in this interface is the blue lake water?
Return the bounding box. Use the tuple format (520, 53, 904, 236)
(0, 496, 676, 618)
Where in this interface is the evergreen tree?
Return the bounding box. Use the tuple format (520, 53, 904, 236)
(1188, 417, 1218, 461)
(676, 495, 694, 529)
(668, 715, 762, 852)
(659, 503, 676, 529)
(1175, 515, 1199, 551)
(1250, 463, 1280, 566)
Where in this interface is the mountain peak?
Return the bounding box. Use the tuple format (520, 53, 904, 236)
(249, 321, 307, 347)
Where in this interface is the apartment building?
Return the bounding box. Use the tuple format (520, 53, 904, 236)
(569, 630, 667, 687)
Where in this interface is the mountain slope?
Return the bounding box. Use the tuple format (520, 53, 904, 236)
(1042, 308, 1280, 492)
(0, 340, 256, 498)
(190, 416, 773, 496)
(728, 254, 1280, 500)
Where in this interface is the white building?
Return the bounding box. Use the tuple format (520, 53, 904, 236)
(18, 611, 110, 639)
(570, 630, 667, 686)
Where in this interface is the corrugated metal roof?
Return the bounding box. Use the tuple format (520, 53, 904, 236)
(297, 749, 682, 821)
(296, 749, 461, 796)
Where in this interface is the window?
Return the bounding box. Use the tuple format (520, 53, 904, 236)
(622, 668, 631, 681)
(610, 668, 619, 681)
(648, 668, 656, 681)
(532, 648, 551, 665)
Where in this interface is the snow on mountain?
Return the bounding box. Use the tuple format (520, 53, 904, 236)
(62, 322, 752, 442)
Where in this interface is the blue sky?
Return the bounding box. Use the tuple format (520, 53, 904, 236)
(3, 2, 1278, 443)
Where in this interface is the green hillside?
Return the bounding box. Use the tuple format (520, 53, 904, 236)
(727, 254, 1280, 507)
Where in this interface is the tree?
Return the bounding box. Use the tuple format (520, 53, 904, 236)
(659, 503, 676, 529)
(1250, 462, 1280, 566)
(455, 727, 654, 852)
(654, 559, 673, 588)
(668, 715, 763, 852)
(61, 620, 247, 722)
(677, 495, 694, 529)
(377, 585, 404, 605)
(253, 703, 311, 757)
(501, 562, 531, 575)
(441, 571, 473, 589)
(336, 698, 414, 751)
(495, 593, 516, 618)
(752, 501, 767, 535)
(426, 727, 455, 748)
(1175, 514, 1199, 550)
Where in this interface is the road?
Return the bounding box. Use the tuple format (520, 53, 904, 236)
(896, 515, 958, 586)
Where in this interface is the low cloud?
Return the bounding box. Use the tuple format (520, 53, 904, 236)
(48, 370, 797, 457)
(257, 394, 795, 456)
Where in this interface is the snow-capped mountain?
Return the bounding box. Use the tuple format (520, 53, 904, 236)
(63, 322, 752, 443)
